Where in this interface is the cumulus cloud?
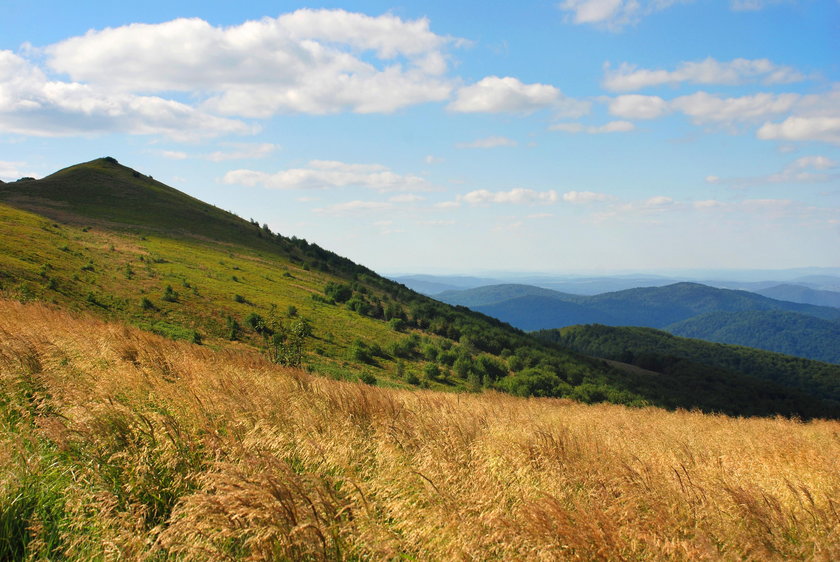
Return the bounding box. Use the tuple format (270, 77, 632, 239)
(0, 160, 33, 181)
(551, 120, 635, 133)
(456, 136, 518, 148)
(222, 160, 432, 192)
(207, 143, 279, 162)
(0, 50, 253, 139)
(448, 76, 573, 114)
(44, 10, 458, 117)
(758, 117, 840, 144)
(756, 89, 840, 144)
(711, 155, 839, 187)
(605, 91, 805, 131)
(671, 91, 799, 124)
(607, 95, 670, 119)
(562, 190, 616, 203)
(558, 0, 687, 30)
(460, 188, 558, 205)
(160, 150, 188, 160)
(603, 58, 804, 91)
(312, 200, 394, 215)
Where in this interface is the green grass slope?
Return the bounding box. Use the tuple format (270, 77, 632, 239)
(536, 324, 840, 417)
(0, 158, 642, 405)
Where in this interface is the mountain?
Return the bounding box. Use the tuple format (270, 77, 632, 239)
(667, 310, 840, 364)
(390, 274, 503, 295)
(9, 157, 824, 417)
(755, 284, 840, 308)
(439, 281, 840, 329)
(535, 324, 840, 416)
(435, 283, 576, 307)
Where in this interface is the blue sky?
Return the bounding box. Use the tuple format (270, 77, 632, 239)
(1, 0, 838, 274)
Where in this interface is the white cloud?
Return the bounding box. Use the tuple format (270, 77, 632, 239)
(207, 143, 279, 162)
(312, 200, 394, 215)
(0, 50, 253, 139)
(222, 160, 432, 192)
(44, 11, 458, 117)
(562, 190, 616, 203)
(160, 150, 188, 160)
(711, 155, 839, 187)
(551, 120, 635, 133)
(0, 160, 31, 181)
(424, 155, 444, 164)
(603, 58, 804, 91)
(389, 193, 426, 203)
(671, 91, 799, 124)
(607, 95, 669, 119)
(729, 0, 789, 11)
(755, 89, 840, 144)
(461, 188, 558, 205)
(448, 76, 567, 114)
(757, 117, 840, 144)
(558, 0, 687, 30)
(456, 136, 518, 148)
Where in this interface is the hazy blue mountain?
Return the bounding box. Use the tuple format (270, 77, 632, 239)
(667, 310, 840, 364)
(435, 283, 576, 307)
(390, 274, 501, 295)
(755, 284, 840, 308)
(474, 296, 618, 332)
(440, 282, 840, 330)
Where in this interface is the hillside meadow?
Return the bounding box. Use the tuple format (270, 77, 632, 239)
(1, 299, 839, 560)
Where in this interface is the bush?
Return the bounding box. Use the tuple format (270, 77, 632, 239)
(161, 285, 178, 303)
(388, 318, 407, 332)
(233, 294, 246, 304)
(140, 297, 155, 310)
(359, 372, 377, 385)
(324, 282, 352, 303)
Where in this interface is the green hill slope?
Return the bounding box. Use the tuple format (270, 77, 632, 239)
(0, 157, 835, 419)
(667, 310, 840, 364)
(536, 324, 840, 416)
(0, 158, 636, 405)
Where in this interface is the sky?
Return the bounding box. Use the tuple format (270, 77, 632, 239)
(1, 0, 838, 275)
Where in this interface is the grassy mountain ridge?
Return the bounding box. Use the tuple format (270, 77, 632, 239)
(0, 158, 653, 406)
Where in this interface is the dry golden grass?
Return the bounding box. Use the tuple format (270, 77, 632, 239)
(1, 298, 838, 560)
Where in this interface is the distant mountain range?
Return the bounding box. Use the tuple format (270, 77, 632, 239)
(391, 271, 840, 296)
(436, 282, 840, 363)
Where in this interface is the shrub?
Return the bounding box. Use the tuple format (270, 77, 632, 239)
(226, 316, 241, 341)
(359, 372, 377, 385)
(161, 285, 178, 303)
(233, 294, 246, 304)
(140, 297, 155, 310)
(324, 282, 352, 303)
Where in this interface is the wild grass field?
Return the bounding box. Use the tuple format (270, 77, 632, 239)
(2, 298, 838, 560)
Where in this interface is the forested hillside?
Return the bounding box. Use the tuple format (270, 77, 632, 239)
(536, 324, 840, 416)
